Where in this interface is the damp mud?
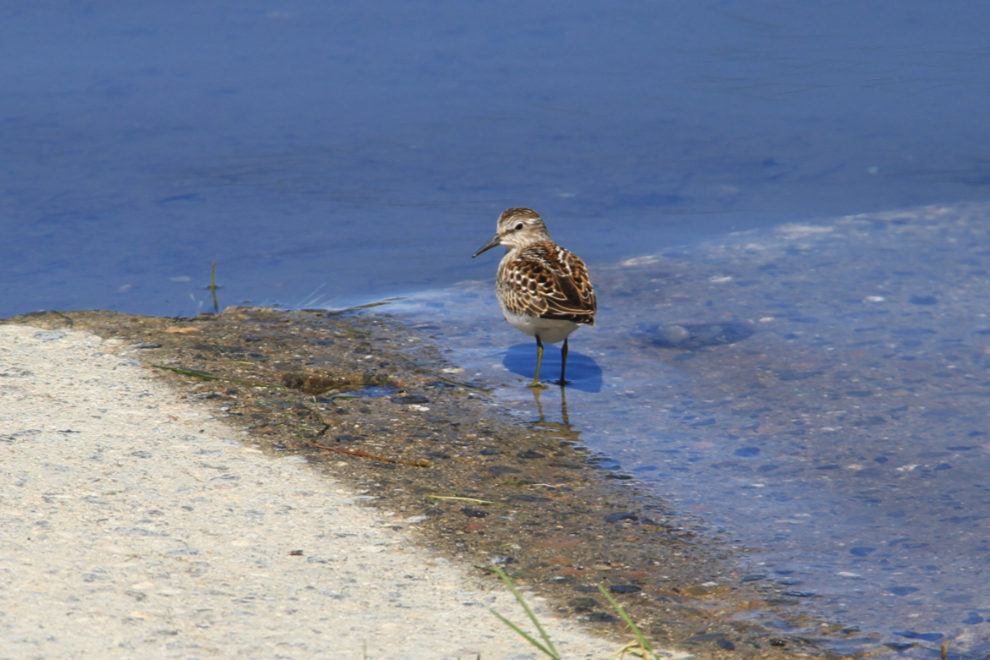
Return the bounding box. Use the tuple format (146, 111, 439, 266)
(5, 306, 851, 659)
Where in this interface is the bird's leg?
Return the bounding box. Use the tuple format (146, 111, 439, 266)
(554, 338, 571, 386)
(528, 336, 548, 388)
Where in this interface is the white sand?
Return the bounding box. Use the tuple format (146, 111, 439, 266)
(0, 325, 671, 660)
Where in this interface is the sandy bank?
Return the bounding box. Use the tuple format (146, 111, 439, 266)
(0, 324, 640, 659)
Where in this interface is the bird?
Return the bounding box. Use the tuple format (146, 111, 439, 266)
(472, 207, 597, 388)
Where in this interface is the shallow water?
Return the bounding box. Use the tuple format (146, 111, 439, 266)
(3, 1, 990, 317)
(390, 203, 990, 657)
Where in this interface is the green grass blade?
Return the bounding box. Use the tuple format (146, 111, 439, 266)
(424, 495, 496, 505)
(209, 261, 219, 314)
(426, 373, 493, 392)
(492, 567, 560, 658)
(490, 609, 557, 658)
(151, 364, 283, 388)
(597, 584, 654, 656)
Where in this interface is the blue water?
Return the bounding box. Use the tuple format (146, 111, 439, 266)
(5, 2, 990, 655)
(2, 1, 990, 317)
(394, 205, 990, 655)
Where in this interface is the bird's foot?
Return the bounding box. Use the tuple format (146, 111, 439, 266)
(527, 380, 548, 390)
(552, 378, 571, 387)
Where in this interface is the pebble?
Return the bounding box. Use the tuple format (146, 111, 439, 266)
(657, 324, 690, 345)
(603, 512, 639, 523)
(609, 585, 642, 594)
(740, 574, 766, 582)
(391, 394, 430, 404)
(889, 586, 921, 596)
(488, 465, 521, 476)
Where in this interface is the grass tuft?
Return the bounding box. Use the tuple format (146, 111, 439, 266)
(207, 261, 220, 314)
(490, 567, 668, 660)
(490, 567, 561, 659)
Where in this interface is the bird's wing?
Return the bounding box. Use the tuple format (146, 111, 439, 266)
(500, 242, 597, 325)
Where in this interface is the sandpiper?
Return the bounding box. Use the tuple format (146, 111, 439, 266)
(472, 208, 597, 388)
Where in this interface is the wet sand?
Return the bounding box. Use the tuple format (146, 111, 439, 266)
(1, 308, 833, 659)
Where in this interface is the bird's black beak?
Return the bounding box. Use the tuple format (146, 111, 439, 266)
(472, 234, 501, 258)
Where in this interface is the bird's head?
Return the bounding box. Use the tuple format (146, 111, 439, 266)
(472, 208, 551, 258)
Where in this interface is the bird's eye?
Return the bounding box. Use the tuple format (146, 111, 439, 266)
(515, 223, 524, 231)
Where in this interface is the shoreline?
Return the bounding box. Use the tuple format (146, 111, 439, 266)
(0, 323, 621, 659)
(1, 308, 830, 659)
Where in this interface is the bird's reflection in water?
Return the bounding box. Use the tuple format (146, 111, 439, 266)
(528, 386, 581, 445)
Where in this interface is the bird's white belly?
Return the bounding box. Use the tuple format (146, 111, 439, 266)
(499, 301, 579, 344)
